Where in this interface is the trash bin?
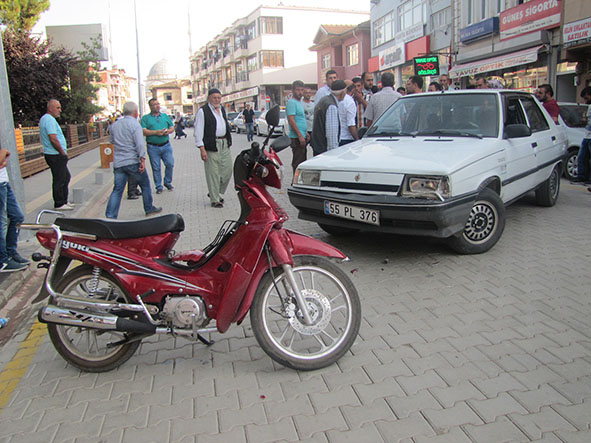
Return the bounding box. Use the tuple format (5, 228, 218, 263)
(100, 143, 114, 168)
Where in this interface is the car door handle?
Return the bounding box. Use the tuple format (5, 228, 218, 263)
(531, 142, 538, 148)
(551, 136, 556, 141)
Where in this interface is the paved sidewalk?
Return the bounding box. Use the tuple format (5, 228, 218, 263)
(0, 133, 590, 442)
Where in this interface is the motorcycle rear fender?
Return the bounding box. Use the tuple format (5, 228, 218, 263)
(232, 229, 348, 324)
(32, 255, 73, 303)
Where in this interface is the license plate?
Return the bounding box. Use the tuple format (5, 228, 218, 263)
(324, 201, 380, 226)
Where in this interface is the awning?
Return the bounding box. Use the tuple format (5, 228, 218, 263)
(449, 45, 544, 77)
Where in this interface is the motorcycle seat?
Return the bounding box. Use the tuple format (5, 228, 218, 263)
(55, 214, 185, 239)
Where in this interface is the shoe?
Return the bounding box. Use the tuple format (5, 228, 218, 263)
(10, 253, 30, 264)
(0, 259, 28, 273)
(55, 203, 74, 211)
(127, 195, 140, 200)
(207, 193, 224, 203)
(145, 207, 162, 216)
(211, 202, 223, 208)
(156, 189, 163, 194)
(165, 185, 174, 191)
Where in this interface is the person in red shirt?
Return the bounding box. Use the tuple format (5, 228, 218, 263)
(535, 84, 560, 124)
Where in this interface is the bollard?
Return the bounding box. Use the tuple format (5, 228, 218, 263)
(95, 172, 104, 185)
(72, 188, 84, 204)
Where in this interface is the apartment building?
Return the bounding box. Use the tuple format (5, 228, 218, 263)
(190, 5, 368, 112)
(95, 68, 137, 116)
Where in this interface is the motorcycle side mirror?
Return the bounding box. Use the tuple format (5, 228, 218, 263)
(270, 135, 291, 152)
(265, 105, 280, 127)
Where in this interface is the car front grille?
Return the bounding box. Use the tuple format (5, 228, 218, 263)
(320, 181, 400, 193)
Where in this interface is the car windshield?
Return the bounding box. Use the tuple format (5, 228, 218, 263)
(367, 93, 500, 138)
(559, 105, 588, 128)
(227, 112, 239, 119)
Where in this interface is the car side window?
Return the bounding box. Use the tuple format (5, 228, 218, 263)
(504, 97, 527, 126)
(520, 97, 550, 132)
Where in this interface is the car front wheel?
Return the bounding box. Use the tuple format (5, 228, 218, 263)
(447, 188, 505, 254)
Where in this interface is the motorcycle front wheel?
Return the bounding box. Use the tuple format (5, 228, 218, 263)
(250, 255, 361, 371)
(47, 265, 141, 372)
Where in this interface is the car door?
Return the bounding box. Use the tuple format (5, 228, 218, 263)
(501, 94, 538, 202)
(519, 95, 560, 184)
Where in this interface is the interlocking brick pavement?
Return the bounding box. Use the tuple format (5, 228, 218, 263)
(1, 132, 591, 442)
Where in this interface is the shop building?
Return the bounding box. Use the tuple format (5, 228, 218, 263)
(190, 5, 368, 113)
(560, 0, 591, 100)
(149, 78, 193, 116)
(368, 0, 453, 89)
(310, 22, 371, 88)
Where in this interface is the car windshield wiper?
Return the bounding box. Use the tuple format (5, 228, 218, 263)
(367, 131, 414, 138)
(416, 130, 483, 139)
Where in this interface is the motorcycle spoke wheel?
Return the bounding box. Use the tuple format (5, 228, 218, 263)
(251, 256, 360, 371)
(47, 266, 141, 372)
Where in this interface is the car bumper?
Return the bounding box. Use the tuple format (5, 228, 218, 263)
(287, 187, 478, 238)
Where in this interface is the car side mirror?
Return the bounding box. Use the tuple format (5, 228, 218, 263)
(358, 127, 368, 139)
(266, 105, 280, 127)
(503, 124, 531, 139)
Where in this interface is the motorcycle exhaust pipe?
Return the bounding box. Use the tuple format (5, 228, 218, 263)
(38, 305, 156, 334)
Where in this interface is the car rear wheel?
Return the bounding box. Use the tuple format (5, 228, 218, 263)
(564, 149, 578, 180)
(318, 224, 359, 236)
(447, 188, 505, 254)
(535, 164, 560, 207)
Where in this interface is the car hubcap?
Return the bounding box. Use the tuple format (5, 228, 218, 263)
(463, 201, 497, 244)
(567, 154, 577, 179)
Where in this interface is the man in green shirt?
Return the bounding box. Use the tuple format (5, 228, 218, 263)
(140, 98, 175, 194)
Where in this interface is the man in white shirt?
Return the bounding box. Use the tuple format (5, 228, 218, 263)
(339, 82, 359, 146)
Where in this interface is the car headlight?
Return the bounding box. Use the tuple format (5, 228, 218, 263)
(293, 169, 320, 186)
(401, 176, 450, 200)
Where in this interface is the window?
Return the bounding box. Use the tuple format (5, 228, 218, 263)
(260, 50, 284, 68)
(374, 11, 394, 46)
(164, 93, 172, 101)
(258, 16, 283, 34)
(504, 97, 527, 126)
(520, 97, 550, 132)
(399, 0, 426, 30)
(247, 54, 258, 72)
(431, 7, 451, 30)
(321, 54, 331, 70)
(346, 43, 359, 66)
(246, 21, 257, 41)
(187, 92, 193, 99)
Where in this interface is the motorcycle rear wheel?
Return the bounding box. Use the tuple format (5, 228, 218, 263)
(47, 265, 141, 372)
(250, 255, 360, 371)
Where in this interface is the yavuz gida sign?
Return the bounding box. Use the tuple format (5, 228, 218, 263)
(500, 0, 561, 41)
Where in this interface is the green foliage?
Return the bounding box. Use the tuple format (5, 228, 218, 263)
(2, 28, 73, 126)
(0, 0, 50, 31)
(60, 36, 103, 123)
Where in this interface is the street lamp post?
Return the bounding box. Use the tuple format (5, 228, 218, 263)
(134, 0, 143, 116)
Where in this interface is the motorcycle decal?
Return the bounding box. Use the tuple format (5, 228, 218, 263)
(62, 240, 90, 252)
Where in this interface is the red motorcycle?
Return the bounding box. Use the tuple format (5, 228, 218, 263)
(23, 106, 361, 373)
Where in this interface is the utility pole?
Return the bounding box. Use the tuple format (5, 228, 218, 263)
(0, 32, 25, 209)
(134, 0, 143, 116)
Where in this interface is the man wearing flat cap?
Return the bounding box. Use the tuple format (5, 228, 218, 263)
(194, 88, 233, 208)
(311, 80, 347, 155)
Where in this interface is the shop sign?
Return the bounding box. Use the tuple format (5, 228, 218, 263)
(414, 56, 440, 76)
(394, 23, 424, 44)
(222, 86, 259, 103)
(449, 45, 542, 77)
(500, 0, 561, 41)
(563, 17, 591, 47)
(460, 17, 499, 43)
(379, 42, 405, 70)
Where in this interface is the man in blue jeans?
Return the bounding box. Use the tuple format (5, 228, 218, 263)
(242, 103, 255, 142)
(574, 87, 591, 185)
(141, 98, 175, 194)
(106, 102, 162, 219)
(0, 148, 28, 272)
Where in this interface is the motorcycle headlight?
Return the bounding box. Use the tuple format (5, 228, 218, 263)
(401, 176, 450, 200)
(293, 169, 320, 186)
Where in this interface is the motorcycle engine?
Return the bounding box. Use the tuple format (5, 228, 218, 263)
(162, 296, 209, 329)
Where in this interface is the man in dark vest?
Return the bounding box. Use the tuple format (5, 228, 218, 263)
(194, 88, 233, 208)
(311, 80, 347, 156)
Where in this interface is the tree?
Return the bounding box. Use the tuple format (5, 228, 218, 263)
(2, 28, 73, 126)
(60, 36, 103, 123)
(0, 0, 50, 31)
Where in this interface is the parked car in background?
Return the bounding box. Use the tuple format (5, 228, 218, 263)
(257, 109, 286, 136)
(227, 112, 239, 132)
(557, 102, 588, 180)
(289, 90, 567, 254)
(184, 114, 195, 128)
(235, 111, 262, 134)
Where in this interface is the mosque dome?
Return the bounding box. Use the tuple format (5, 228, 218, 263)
(147, 59, 177, 83)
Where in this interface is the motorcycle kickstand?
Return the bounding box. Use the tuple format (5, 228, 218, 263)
(192, 314, 214, 346)
(196, 334, 214, 346)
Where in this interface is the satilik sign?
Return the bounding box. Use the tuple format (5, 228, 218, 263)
(414, 56, 439, 76)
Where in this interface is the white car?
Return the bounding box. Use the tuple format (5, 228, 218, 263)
(558, 102, 588, 180)
(257, 109, 286, 137)
(288, 90, 567, 254)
